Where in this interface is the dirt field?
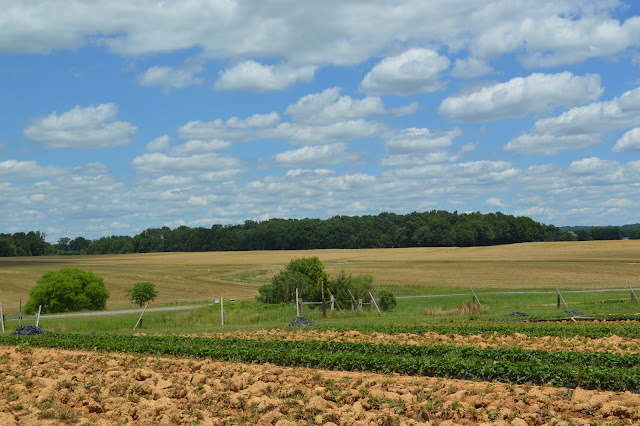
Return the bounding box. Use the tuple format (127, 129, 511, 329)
(1, 240, 639, 313)
(1, 345, 639, 425)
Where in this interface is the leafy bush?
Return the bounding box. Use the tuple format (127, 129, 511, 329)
(258, 257, 328, 303)
(258, 257, 374, 307)
(126, 282, 158, 307)
(378, 290, 397, 311)
(24, 268, 110, 314)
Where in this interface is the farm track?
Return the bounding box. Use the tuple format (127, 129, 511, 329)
(174, 328, 640, 355)
(1, 345, 639, 425)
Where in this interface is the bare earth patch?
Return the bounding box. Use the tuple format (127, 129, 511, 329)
(175, 328, 640, 355)
(1, 345, 639, 425)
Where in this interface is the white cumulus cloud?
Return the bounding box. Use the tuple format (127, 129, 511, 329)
(284, 87, 384, 124)
(138, 59, 204, 89)
(359, 48, 450, 95)
(145, 135, 170, 153)
(23, 103, 137, 149)
(439, 72, 603, 122)
(613, 128, 640, 152)
(382, 128, 462, 153)
(451, 57, 493, 79)
(505, 86, 640, 155)
(274, 143, 357, 167)
(214, 61, 316, 92)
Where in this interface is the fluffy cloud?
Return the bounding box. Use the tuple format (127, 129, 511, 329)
(170, 140, 232, 156)
(505, 87, 640, 155)
(439, 73, 603, 122)
(359, 48, 450, 95)
(2, 1, 638, 71)
(472, 13, 640, 67)
(179, 92, 386, 145)
(613, 128, 640, 152)
(390, 102, 419, 117)
(214, 61, 316, 91)
(451, 57, 493, 79)
(284, 87, 384, 124)
(0, 160, 64, 181)
(145, 135, 170, 153)
(484, 197, 504, 207)
(131, 152, 244, 175)
(138, 60, 204, 89)
(382, 127, 462, 153)
(23, 103, 137, 149)
(273, 143, 357, 167)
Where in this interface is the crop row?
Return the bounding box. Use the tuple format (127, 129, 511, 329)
(2, 333, 639, 393)
(309, 321, 640, 339)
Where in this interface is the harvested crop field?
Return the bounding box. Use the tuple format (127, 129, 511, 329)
(1, 240, 639, 313)
(1, 345, 639, 425)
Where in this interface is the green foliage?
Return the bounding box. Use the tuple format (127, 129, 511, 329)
(378, 290, 397, 312)
(258, 257, 374, 306)
(126, 282, 158, 307)
(24, 268, 110, 314)
(258, 257, 328, 303)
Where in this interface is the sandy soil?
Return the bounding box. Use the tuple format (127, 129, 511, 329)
(1, 345, 639, 425)
(175, 328, 640, 355)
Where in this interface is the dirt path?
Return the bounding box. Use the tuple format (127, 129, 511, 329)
(1, 345, 639, 425)
(173, 328, 640, 355)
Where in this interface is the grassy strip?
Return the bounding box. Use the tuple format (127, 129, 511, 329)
(2, 334, 639, 392)
(309, 321, 640, 339)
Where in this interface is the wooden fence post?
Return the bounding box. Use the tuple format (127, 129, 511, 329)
(35, 305, 42, 327)
(133, 302, 149, 331)
(471, 289, 483, 309)
(0, 302, 4, 334)
(321, 281, 327, 318)
(221, 297, 226, 326)
(330, 294, 335, 312)
(347, 289, 356, 311)
(369, 292, 382, 316)
(296, 288, 301, 316)
(358, 299, 362, 311)
(556, 287, 569, 309)
(19, 297, 22, 328)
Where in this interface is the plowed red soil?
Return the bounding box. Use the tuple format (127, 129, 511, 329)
(1, 345, 639, 425)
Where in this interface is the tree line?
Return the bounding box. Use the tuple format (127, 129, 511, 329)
(0, 210, 634, 257)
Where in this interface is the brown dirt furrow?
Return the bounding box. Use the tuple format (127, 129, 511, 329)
(1, 345, 639, 425)
(170, 328, 640, 354)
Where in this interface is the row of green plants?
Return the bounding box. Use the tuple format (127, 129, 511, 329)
(2, 333, 639, 392)
(310, 321, 640, 339)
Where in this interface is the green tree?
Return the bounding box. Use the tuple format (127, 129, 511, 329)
(25, 268, 110, 314)
(378, 290, 397, 312)
(0, 237, 17, 257)
(258, 257, 328, 303)
(126, 282, 158, 307)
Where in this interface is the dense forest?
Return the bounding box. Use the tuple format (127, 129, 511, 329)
(0, 211, 635, 257)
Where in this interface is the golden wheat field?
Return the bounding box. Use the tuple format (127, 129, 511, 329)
(0, 240, 639, 313)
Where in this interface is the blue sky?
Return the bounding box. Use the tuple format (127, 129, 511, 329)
(1, 1, 640, 242)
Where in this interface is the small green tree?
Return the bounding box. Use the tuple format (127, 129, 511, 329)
(25, 268, 109, 314)
(258, 257, 328, 304)
(378, 290, 397, 312)
(126, 282, 158, 307)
